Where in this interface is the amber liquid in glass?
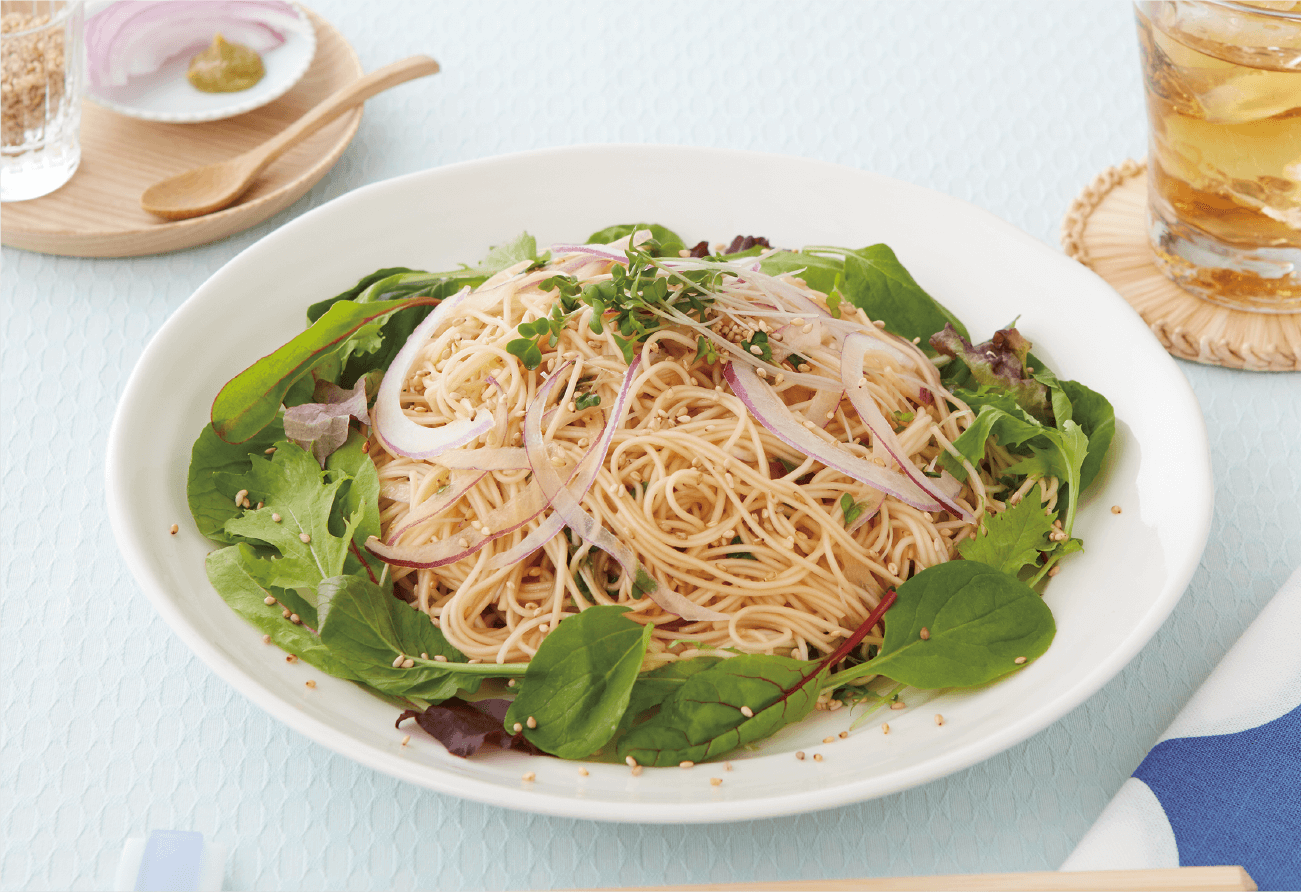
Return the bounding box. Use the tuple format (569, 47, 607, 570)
(1136, 3, 1301, 311)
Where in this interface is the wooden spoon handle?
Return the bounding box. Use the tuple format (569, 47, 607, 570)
(248, 55, 439, 176)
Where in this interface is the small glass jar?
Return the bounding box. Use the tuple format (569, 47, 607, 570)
(1, 0, 83, 202)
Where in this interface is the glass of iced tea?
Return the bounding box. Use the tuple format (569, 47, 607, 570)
(1136, 1, 1301, 313)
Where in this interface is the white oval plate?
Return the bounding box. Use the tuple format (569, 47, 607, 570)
(106, 145, 1213, 823)
(85, 3, 315, 123)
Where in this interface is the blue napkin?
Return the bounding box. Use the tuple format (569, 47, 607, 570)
(1062, 567, 1301, 890)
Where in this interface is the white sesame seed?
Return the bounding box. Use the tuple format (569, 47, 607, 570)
(282, 608, 291, 618)
(265, 447, 276, 455)
(919, 627, 930, 640)
(285, 654, 298, 664)
(839, 731, 848, 739)
(234, 490, 248, 507)
(935, 714, 945, 726)
(882, 723, 890, 734)
(434, 654, 448, 662)
(256, 502, 264, 510)
(522, 771, 536, 782)
(271, 513, 282, 523)
(457, 538, 469, 548)
(823, 736, 835, 744)
(305, 679, 315, 689)
(677, 414, 691, 423)
(526, 716, 537, 729)
(626, 755, 638, 768)
(679, 760, 694, 769)
(1015, 656, 1027, 664)
(709, 777, 722, 786)
(290, 614, 301, 624)
(578, 767, 589, 777)
(512, 722, 523, 733)
(890, 700, 905, 710)
(1111, 505, 1123, 514)
(749, 345, 763, 355)
(401, 658, 414, 669)
(169, 524, 179, 535)
(264, 596, 277, 605)
(401, 734, 411, 746)
(795, 751, 805, 760)
(740, 706, 754, 718)
(299, 532, 311, 544)
(392, 654, 405, 668)
(813, 753, 823, 762)
(262, 634, 271, 644)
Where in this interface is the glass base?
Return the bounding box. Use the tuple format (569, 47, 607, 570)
(1, 143, 81, 202)
(1147, 206, 1301, 314)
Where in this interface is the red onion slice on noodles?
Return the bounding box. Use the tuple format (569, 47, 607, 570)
(371, 286, 494, 461)
(522, 361, 727, 623)
(723, 361, 945, 512)
(840, 333, 970, 520)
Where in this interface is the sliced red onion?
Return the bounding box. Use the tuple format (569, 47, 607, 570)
(487, 355, 642, 570)
(367, 479, 554, 569)
(384, 471, 486, 544)
(371, 287, 495, 461)
(436, 448, 529, 471)
(523, 361, 727, 623)
(804, 388, 842, 429)
(548, 243, 629, 263)
(840, 333, 970, 520)
(723, 361, 944, 512)
(86, 1, 303, 89)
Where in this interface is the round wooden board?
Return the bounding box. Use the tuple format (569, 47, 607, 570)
(1061, 160, 1301, 372)
(0, 8, 362, 258)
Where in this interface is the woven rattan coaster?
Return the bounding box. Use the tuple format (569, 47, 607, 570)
(1061, 159, 1301, 371)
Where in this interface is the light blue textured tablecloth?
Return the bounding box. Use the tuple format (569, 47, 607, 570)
(2, 2, 1299, 889)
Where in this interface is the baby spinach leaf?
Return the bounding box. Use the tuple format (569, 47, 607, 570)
(839, 245, 969, 347)
(187, 418, 285, 543)
(204, 545, 360, 681)
(1058, 379, 1115, 491)
(957, 495, 1055, 576)
(758, 249, 845, 296)
(586, 223, 686, 257)
(942, 396, 1045, 480)
(504, 606, 652, 759)
(211, 296, 430, 445)
(616, 654, 820, 766)
(856, 561, 1055, 689)
(317, 575, 523, 700)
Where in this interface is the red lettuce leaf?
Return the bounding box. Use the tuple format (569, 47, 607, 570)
(930, 324, 1051, 423)
(396, 698, 541, 758)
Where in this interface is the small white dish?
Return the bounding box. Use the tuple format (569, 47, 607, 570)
(106, 145, 1214, 823)
(85, 3, 316, 123)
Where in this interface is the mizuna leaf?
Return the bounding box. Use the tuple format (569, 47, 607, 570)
(957, 495, 1055, 576)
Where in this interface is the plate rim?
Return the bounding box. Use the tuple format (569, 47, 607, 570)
(106, 143, 1215, 822)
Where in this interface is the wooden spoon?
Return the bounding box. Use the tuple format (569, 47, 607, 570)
(141, 55, 439, 220)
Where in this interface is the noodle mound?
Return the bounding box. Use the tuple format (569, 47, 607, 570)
(370, 245, 1027, 668)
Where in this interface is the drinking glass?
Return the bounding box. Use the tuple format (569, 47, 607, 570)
(1135, 1, 1301, 313)
(1, 0, 83, 202)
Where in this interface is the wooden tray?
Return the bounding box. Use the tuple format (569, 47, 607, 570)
(1062, 160, 1301, 371)
(0, 8, 363, 258)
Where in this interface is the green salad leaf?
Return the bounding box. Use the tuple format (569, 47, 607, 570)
(186, 418, 285, 543)
(838, 562, 1055, 690)
(956, 495, 1055, 576)
(505, 606, 652, 759)
(317, 575, 519, 701)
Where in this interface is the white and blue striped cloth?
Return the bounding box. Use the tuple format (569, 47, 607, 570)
(1063, 567, 1301, 890)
